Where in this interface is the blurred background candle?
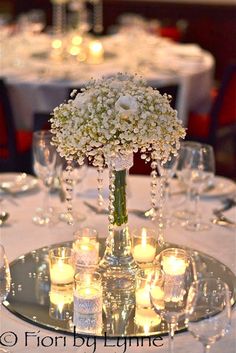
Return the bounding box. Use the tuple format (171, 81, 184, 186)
(49, 247, 75, 286)
(132, 227, 156, 264)
(87, 40, 104, 64)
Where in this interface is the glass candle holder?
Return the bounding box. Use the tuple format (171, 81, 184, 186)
(135, 265, 163, 309)
(159, 247, 188, 302)
(74, 271, 103, 315)
(49, 284, 73, 321)
(73, 227, 99, 268)
(49, 247, 75, 287)
(132, 227, 157, 265)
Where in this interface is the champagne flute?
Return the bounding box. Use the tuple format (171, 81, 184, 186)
(150, 248, 196, 353)
(32, 131, 57, 226)
(0, 245, 11, 353)
(186, 278, 231, 353)
(182, 144, 215, 231)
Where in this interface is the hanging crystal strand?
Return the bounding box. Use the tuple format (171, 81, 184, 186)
(97, 166, 104, 213)
(65, 160, 74, 225)
(157, 174, 165, 247)
(108, 163, 115, 238)
(149, 156, 158, 221)
(52, 2, 66, 36)
(93, 0, 103, 34)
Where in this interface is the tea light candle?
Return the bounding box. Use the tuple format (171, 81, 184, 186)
(50, 261, 75, 285)
(136, 285, 164, 308)
(87, 40, 104, 64)
(133, 228, 156, 263)
(135, 308, 161, 328)
(162, 256, 186, 276)
(162, 254, 187, 302)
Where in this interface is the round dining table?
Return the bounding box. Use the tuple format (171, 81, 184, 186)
(2, 28, 214, 130)
(0, 167, 235, 353)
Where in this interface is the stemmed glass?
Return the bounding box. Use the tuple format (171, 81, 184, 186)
(181, 143, 215, 231)
(150, 248, 196, 353)
(174, 141, 201, 221)
(186, 278, 231, 353)
(27, 10, 46, 34)
(32, 131, 58, 226)
(0, 245, 11, 353)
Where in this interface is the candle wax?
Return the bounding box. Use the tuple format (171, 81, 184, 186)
(50, 263, 74, 285)
(162, 256, 186, 275)
(133, 244, 156, 263)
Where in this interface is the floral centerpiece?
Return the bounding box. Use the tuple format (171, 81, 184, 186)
(51, 73, 185, 297)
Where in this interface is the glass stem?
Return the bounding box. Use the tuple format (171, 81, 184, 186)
(42, 184, 49, 214)
(168, 323, 175, 353)
(193, 190, 200, 224)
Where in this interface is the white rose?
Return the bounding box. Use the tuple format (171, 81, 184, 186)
(115, 95, 138, 115)
(73, 92, 91, 109)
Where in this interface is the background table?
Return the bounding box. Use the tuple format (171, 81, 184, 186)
(2, 30, 214, 130)
(0, 168, 235, 352)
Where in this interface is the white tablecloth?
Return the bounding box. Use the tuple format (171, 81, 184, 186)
(2, 30, 214, 130)
(0, 168, 235, 352)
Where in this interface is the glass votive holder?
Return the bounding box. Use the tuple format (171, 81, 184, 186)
(132, 227, 157, 265)
(135, 264, 163, 309)
(73, 271, 103, 315)
(49, 284, 73, 321)
(73, 227, 99, 268)
(159, 247, 188, 301)
(49, 247, 75, 287)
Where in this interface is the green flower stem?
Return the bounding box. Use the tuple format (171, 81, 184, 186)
(113, 170, 128, 226)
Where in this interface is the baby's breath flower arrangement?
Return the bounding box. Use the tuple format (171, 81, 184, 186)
(51, 73, 185, 167)
(51, 73, 185, 291)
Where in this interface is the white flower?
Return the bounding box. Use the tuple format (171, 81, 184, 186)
(73, 91, 92, 109)
(115, 95, 138, 115)
(50, 73, 186, 168)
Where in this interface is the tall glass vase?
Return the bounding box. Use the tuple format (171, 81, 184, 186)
(99, 153, 138, 305)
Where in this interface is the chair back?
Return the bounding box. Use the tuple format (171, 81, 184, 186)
(33, 112, 52, 131)
(209, 63, 236, 144)
(0, 78, 18, 171)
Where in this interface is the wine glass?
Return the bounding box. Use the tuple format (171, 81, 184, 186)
(0, 245, 11, 353)
(27, 9, 46, 34)
(150, 248, 196, 353)
(181, 143, 215, 231)
(186, 278, 231, 353)
(32, 131, 58, 226)
(174, 141, 201, 221)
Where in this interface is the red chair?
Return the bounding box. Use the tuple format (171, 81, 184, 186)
(187, 63, 236, 177)
(0, 79, 32, 173)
